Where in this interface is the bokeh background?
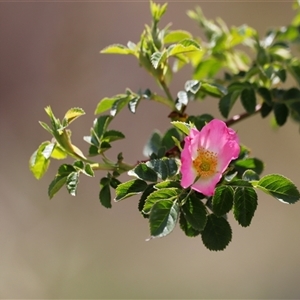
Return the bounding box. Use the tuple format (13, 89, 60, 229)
(1, 1, 300, 298)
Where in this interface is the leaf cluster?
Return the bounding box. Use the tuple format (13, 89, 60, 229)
(29, 1, 300, 251)
(111, 121, 299, 250)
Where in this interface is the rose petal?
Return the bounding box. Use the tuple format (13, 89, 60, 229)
(180, 135, 197, 188)
(180, 119, 240, 196)
(191, 173, 222, 196)
(217, 138, 240, 173)
(198, 119, 237, 154)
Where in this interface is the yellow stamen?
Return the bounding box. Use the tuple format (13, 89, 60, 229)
(193, 147, 218, 178)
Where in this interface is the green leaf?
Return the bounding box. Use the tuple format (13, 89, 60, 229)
(276, 69, 286, 82)
(91, 115, 112, 146)
(51, 144, 67, 160)
(224, 171, 237, 182)
(138, 184, 156, 218)
(143, 131, 162, 156)
(99, 184, 111, 208)
(146, 158, 178, 180)
(164, 30, 192, 44)
(150, 50, 167, 69)
(29, 141, 52, 179)
(233, 187, 258, 227)
(94, 97, 116, 114)
(48, 174, 68, 199)
(219, 91, 239, 118)
(48, 164, 76, 198)
(63, 107, 85, 125)
(143, 188, 179, 214)
(88, 145, 99, 156)
(242, 170, 260, 181)
(44, 106, 60, 130)
(74, 161, 94, 176)
(128, 96, 141, 114)
(99, 141, 111, 153)
(179, 213, 201, 237)
(187, 114, 214, 131)
(157, 146, 167, 159)
(181, 193, 207, 231)
(167, 39, 201, 56)
(226, 179, 253, 188)
(241, 88, 257, 114)
(99, 177, 111, 208)
(155, 180, 182, 189)
(238, 145, 251, 160)
(234, 157, 264, 175)
(212, 186, 234, 217)
(128, 163, 158, 182)
(260, 102, 273, 118)
(287, 61, 300, 86)
(282, 88, 300, 122)
(95, 94, 134, 116)
(227, 82, 247, 94)
(100, 44, 135, 55)
(193, 58, 222, 80)
(39, 121, 53, 135)
(184, 80, 201, 94)
(201, 82, 227, 97)
(58, 164, 76, 175)
(171, 121, 192, 135)
(201, 214, 232, 251)
(161, 127, 181, 150)
(66, 172, 79, 196)
(257, 87, 273, 106)
(84, 164, 94, 177)
(42, 142, 55, 159)
(283, 87, 300, 103)
(109, 177, 121, 189)
(73, 160, 84, 170)
(148, 200, 179, 239)
(115, 179, 148, 201)
(179, 38, 201, 48)
(110, 95, 131, 117)
(274, 103, 289, 126)
(257, 46, 269, 65)
(256, 174, 300, 204)
(146, 159, 168, 180)
(289, 101, 300, 122)
(102, 130, 125, 142)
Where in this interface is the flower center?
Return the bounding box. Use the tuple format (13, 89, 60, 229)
(193, 147, 218, 178)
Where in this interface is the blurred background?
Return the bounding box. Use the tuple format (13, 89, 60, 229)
(1, 1, 300, 298)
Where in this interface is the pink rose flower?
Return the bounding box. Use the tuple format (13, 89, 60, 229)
(180, 119, 240, 196)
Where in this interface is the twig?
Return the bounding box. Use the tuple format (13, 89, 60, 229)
(160, 79, 174, 104)
(225, 104, 262, 127)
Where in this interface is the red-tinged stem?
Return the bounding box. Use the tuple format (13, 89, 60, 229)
(225, 104, 262, 127)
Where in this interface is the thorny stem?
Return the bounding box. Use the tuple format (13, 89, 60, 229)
(225, 104, 262, 127)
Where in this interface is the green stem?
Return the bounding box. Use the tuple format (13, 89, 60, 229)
(90, 162, 116, 171)
(159, 79, 175, 109)
(151, 93, 175, 110)
(90, 161, 135, 173)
